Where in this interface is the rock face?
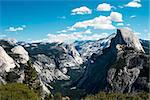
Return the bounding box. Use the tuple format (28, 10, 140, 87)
(107, 47, 149, 93)
(11, 45, 29, 64)
(25, 43, 83, 69)
(64, 44, 83, 65)
(118, 28, 145, 52)
(0, 46, 16, 72)
(74, 28, 147, 95)
(32, 54, 69, 83)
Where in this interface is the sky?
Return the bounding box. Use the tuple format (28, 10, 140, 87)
(0, 0, 149, 43)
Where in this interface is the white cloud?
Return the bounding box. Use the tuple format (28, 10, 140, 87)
(6, 25, 26, 32)
(130, 15, 136, 19)
(57, 27, 77, 33)
(97, 3, 112, 11)
(59, 11, 123, 33)
(125, 0, 142, 8)
(72, 15, 116, 30)
(33, 29, 108, 43)
(47, 30, 93, 43)
(71, 6, 92, 15)
(117, 23, 124, 26)
(57, 30, 67, 33)
(84, 29, 92, 34)
(7, 27, 23, 32)
(110, 12, 123, 22)
(67, 27, 76, 31)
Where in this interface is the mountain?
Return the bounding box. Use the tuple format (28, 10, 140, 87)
(0, 28, 149, 99)
(74, 34, 116, 61)
(73, 28, 149, 95)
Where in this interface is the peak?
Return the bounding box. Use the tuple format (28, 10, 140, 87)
(116, 28, 145, 53)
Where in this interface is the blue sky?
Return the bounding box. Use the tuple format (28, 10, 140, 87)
(0, 0, 149, 42)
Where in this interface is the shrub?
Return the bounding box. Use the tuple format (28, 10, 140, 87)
(0, 83, 40, 100)
(84, 92, 150, 100)
(24, 60, 42, 97)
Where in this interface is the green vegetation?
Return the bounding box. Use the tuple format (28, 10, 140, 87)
(6, 72, 20, 83)
(85, 92, 150, 100)
(24, 60, 42, 97)
(25, 60, 37, 84)
(54, 92, 62, 100)
(0, 83, 40, 100)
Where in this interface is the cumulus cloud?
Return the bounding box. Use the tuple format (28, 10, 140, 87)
(68, 11, 123, 30)
(116, 23, 124, 26)
(125, 0, 142, 8)
(56, 11, 123, 34)
(71, 15, 116, 30)
(6, 25, 26, 32)
(97, 3, 112, 11)
(110, 12, 123, 22)
(71, 6, 92, 15)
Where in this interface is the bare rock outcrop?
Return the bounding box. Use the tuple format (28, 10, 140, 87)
(107, 44, 149, 93)
(0, 46, 16, 72)
(11, 45, 29, 64)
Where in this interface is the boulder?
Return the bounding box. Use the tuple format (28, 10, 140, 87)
(11, 45, 29, 64)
